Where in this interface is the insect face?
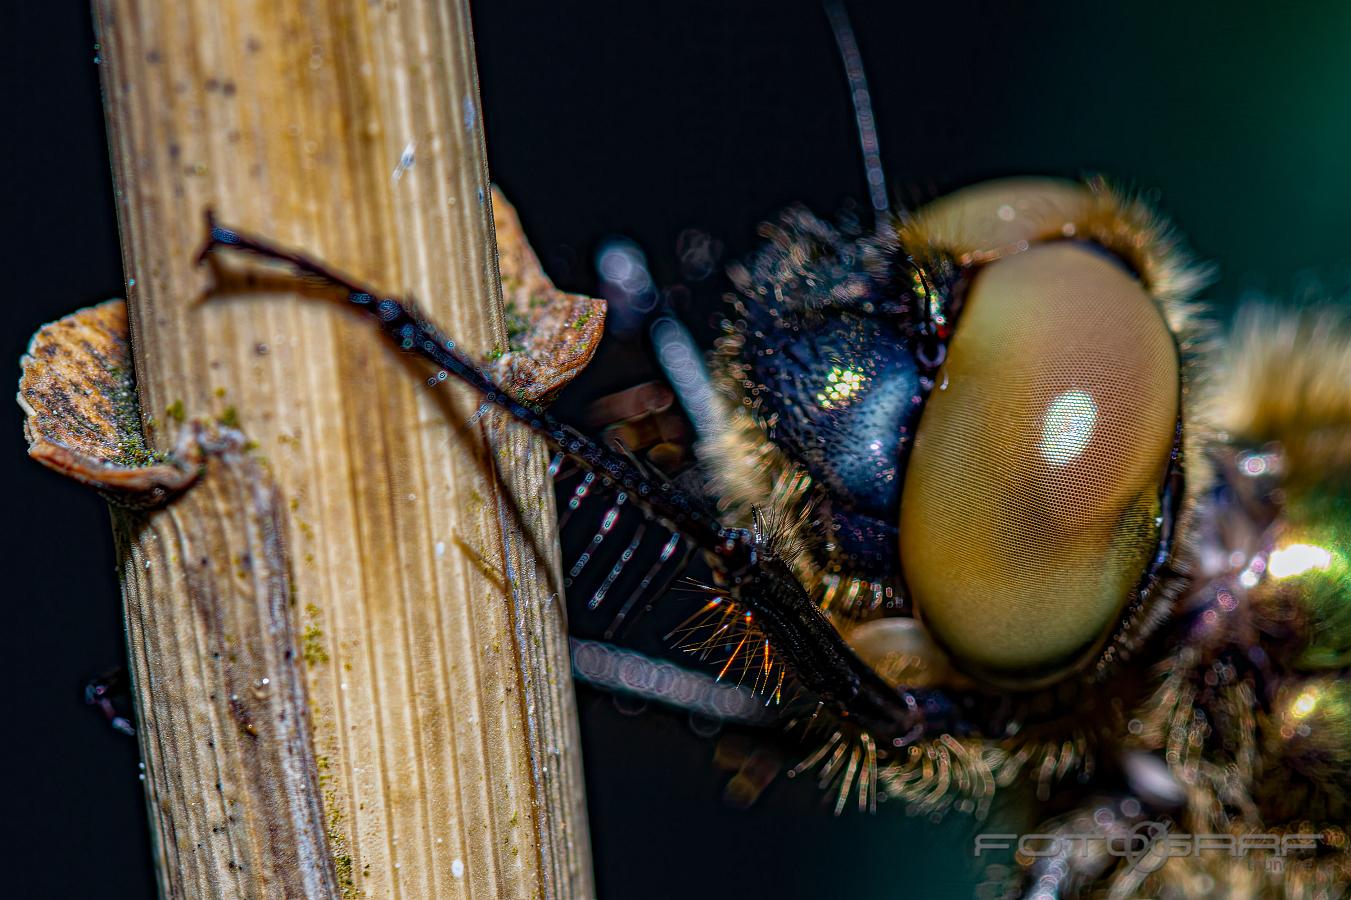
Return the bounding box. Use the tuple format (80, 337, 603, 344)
(721, 176, 1201, 693)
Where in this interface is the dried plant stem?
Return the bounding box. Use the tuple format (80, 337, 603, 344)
(91, 0, 592, 896)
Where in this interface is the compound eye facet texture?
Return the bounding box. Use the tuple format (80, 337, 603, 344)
(899, 241, 1179, 687)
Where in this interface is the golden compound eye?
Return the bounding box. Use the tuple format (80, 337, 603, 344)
(907, 176, 1095, 260)
(898, 241, 1179, 687)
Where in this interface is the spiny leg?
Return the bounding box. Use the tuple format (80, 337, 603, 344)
(200, 213, 729, 549)
(198, 216, 933, 744)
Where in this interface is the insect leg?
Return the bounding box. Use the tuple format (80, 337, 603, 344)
(199, 219, 935, 742)
(84, 666, 136, 736)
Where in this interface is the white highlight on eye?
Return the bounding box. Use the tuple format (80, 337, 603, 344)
(1039, 390, 1098, 465)
(1269, 543, 1334, 580)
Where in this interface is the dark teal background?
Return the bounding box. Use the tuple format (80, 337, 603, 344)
(2, 1, 1348, 897)
(477, 1, 1351, 317)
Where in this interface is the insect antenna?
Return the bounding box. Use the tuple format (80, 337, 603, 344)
(824, 0, 892, 231)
